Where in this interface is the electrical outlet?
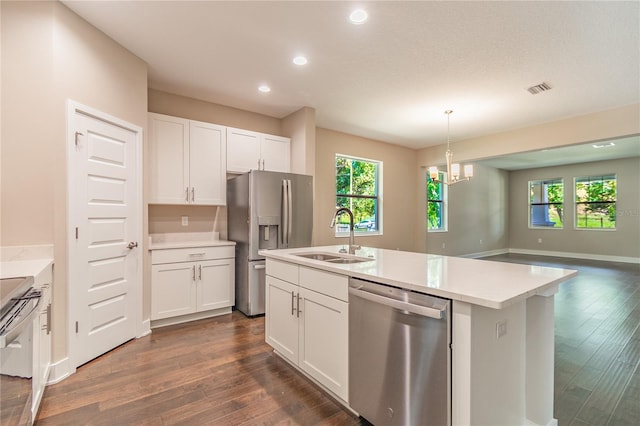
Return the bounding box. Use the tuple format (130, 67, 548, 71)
(479, 239, 483, 244)
(181, 216, 189, 226)
(538, 238, 542, 243)
(442, 243, 446, 249)
(496, 320, 507, 339)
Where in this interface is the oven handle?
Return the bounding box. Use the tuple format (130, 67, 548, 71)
(0, 295, 42, 348)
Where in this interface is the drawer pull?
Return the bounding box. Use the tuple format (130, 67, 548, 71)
(189, 253, 206, 257)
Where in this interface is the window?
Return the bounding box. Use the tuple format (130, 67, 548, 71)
(529, 179, 564, 228)
(575, 175, 616, 229)
(427, 172, 447, 231)
(335, 155, 381, 235)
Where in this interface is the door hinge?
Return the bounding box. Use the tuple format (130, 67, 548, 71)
(75, 131, 83, 147)
(75, 227, 79, 239)
(75, 321, 79, 333)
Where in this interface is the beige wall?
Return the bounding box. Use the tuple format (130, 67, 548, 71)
(1, 1, 148, 362)
(314, 128, 417, 251)
(282, 106, 316, 176)
(417, 103, 640, 166)
(148, 89, 282, 135)
(419, 164, 510, 256)
(509, 157, 640, 259)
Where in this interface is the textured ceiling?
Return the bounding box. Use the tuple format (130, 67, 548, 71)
(63, 1, 639, 151)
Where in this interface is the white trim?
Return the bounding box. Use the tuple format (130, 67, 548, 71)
(459, 248, 510, 259)
(46, 357, 73, 385)
(524, 418, 558, 426)
(66, 100, 144, 370)
(508, 248, 639, 264)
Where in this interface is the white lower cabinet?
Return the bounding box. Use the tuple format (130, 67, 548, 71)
(265, 260, 349, 402)
(151, 246, 235, 324)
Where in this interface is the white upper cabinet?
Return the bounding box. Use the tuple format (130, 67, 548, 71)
(148, 113, 226, 205)
(227, 127, 290, 173)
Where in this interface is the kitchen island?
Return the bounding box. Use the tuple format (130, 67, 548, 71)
(260, 245, 577, 426)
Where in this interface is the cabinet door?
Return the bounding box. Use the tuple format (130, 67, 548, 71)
(189, 120, 226, 205)
(298, 287, 349, 402)
(261, 134, 290, 172)
(197, 259, 234, 311)
(151, 263, 197, 320)
(148, 113, 189, 204)
(227, 127, 261, 173)
(265, 276, 299, 364)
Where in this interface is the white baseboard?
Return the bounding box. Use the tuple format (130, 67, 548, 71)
(47, 356, 73, 385)
(508, 248, 640, 264)
(458, 248, 510, 259)
(525, 418, 558, 426)
(138, 319, 152, 338)
(150, 307, 232, 329)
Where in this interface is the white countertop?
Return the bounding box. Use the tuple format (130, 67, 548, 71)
(149, 232, 235, 250)
(0, 258, 54, 281)
(259, 245, 578, 309)
(150, 240, 236, 250)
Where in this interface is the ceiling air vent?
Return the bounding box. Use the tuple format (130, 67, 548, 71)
(527, 82, 552, 95)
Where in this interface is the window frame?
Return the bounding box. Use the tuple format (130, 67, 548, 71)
(334, 154, 383, 237)
(574, 174, 617, 231)
(528, 178, 564, 229)
(427, 171, 448, 232)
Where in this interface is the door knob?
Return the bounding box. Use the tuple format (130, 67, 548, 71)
(127, 242, 138, 249)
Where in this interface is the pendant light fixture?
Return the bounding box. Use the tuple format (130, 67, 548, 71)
(428, 110, 473, 185)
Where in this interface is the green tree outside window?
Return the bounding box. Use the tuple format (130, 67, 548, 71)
(575, 175, 616, 229)
(335, 155, 380, 233)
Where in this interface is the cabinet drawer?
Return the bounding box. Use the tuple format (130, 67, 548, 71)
(152, 246, 235, 265)
(299, 267, 349, 302)
(266, 259, 298, 284)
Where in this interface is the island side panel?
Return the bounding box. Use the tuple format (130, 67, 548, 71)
(453, 299, 528, 425)
(525, 294, 556, 426)
(452, 301, 472, 426)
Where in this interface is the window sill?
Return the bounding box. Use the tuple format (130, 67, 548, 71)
(335, 231, 383, 238)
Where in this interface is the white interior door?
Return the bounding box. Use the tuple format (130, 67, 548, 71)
(68, 102, 142, 368)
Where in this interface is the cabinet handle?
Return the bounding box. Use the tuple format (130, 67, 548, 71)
(185, 187, 189, 203)
(291, 291, 295, 315)
(191, 187, 195, 202)
(258, 159, 262, 170)
(296, 293, 302, 318)
(47, 304, 51, 334)
(192, 265, 196, 281)
(198, 264, 202, 280)
(262, 159, 265, 170)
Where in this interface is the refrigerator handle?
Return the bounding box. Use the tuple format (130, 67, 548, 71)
(282, 179, 289, 247)
(287, 179, 293, 246)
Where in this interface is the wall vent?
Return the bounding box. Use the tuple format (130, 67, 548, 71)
(527, 82, 552, 95)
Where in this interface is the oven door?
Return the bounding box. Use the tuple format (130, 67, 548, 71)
(1, 289, 41, 425)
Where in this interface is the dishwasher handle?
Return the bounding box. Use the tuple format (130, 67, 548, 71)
(349, 286, 445, 319)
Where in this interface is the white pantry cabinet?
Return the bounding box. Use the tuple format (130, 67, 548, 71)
(151, 245, 234, 325)
(227, 127, 290, 173)
(265, 259, 349, 402)
(148, 113, 226, 205)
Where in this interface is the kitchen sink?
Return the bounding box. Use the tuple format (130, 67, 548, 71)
(293, 252, 373, 264)
(295, 253, 342, 261)
(325, 257, 371, 264)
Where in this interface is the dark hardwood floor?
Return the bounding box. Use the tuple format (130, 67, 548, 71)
(35, 254, 639, 426)
(485, 254, 640, 426)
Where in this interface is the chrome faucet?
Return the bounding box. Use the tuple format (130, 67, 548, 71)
(330, 207, 360, 255)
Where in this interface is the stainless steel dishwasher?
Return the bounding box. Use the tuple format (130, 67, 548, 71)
(349, 277, 451, 426)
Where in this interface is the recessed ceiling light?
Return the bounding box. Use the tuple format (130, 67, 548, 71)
(349, 9, 368, 24)
(293, 55, 308, 66)
(258, 85, 271, 93)
(592, 142, 616, 149)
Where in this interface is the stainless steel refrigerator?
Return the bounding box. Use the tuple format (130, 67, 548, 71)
(227, 170, 313, 316)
